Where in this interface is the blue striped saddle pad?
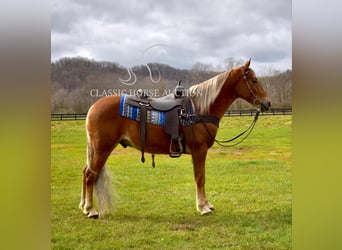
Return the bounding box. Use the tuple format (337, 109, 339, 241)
(119, 94, 166, 126)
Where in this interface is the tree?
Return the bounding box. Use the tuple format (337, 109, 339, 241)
(224, 57, 244, 69)
(51, 57, 292, 113)
(259, 67, 292, 109)
(191, 62, 214, 72)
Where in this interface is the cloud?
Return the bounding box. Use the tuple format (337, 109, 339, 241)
(51, 0, 292, 74)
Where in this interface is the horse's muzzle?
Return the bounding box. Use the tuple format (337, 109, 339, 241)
(254, 99, 271, 112)
(259, 99, 271, 112)
(254, 98, 271, 112)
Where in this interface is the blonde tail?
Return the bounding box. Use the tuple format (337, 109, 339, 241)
(94, 165, 114, 217)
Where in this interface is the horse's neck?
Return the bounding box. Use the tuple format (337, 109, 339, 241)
(209, 80, 237, 119)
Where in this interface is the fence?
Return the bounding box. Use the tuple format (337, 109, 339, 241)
(51, 109, 292, 121)
(224, 109, 292, 117)
(51, 113, 87, 121)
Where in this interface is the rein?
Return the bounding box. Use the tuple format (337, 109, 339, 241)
(200, 109, 260, 147)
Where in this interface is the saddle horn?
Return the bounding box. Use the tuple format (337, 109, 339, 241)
(178, 76, 183, 86)
(174, 76, 185, 98)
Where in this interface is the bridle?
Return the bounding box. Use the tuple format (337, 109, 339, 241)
(243, 69, 261, 108)
(198, 69, 261, 147)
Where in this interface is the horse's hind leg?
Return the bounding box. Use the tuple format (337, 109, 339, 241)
(83, 164, 99, 218)
(80, 141, 113, 218)
(79, 165, 87, 211)
(80, 142, 97, 217)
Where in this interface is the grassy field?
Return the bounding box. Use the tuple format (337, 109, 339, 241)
(51, 115, 291, 249)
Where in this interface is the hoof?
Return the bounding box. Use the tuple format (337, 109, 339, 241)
(82, 206, 99, 218)
(197, 204, 213, 215)
(197, 201, 215, 215)
(88, 212, 99, 219)
(207, 202, 215, 211)
(87, 209, 99, 219)
(201, 208, 213, 216)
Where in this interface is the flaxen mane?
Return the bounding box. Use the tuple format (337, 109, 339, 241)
(189, 70, 231, 114)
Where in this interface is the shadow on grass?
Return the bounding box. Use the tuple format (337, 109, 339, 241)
(109, 205, 291, 232)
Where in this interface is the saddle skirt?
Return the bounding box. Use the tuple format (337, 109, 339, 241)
(119, 94, 166, 126)
(119, 93, 195, 127)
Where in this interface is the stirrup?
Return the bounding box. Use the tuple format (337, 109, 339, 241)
(169, 138, 183, 158)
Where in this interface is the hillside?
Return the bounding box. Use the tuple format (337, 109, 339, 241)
(51, 57, 291, 113)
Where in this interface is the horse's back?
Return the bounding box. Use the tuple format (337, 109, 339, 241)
(87, 95, 121, 122)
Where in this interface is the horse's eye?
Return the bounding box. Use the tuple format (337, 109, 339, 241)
(252, 78, 258, 83)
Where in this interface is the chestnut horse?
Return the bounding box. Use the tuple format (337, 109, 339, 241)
(79, 59, 271, 218)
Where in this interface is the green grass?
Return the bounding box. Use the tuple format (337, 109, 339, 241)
(51, 115, 291, 249)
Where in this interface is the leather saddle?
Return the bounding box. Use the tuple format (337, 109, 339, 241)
(124, 85, 194, 161)
(126, 89, 185, 112)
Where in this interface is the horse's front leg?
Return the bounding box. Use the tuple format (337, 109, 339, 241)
(192, 148, 215, 215)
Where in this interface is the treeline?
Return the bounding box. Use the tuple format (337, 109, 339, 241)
(51, 57, 291, 113)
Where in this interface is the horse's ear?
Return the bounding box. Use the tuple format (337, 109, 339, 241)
(244, 58, 251, 69)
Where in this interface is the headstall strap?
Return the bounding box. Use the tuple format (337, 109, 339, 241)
(243, 70, 259, 106)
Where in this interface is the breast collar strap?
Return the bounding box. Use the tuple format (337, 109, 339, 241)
(195, 115, 220, 127)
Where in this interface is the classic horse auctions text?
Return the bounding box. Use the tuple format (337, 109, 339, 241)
(89, 88, 203, 98)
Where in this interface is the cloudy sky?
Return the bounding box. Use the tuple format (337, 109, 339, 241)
(51, 0, 291, 74)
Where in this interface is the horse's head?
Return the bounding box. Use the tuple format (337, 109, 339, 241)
(234, 59, 271, 112)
